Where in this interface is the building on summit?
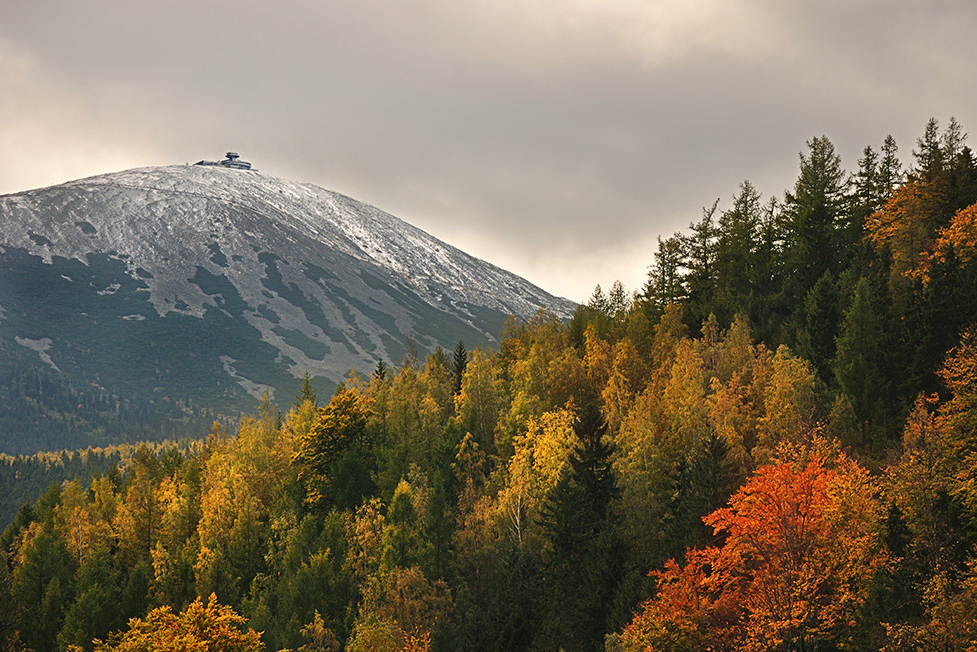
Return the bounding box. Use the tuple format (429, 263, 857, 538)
(194, 152, 254, 170)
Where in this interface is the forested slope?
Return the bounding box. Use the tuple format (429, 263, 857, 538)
(2, 117, 977, 652)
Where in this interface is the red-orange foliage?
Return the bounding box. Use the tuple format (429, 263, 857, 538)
(618, 455, 887, 652)
(866, 178, 943, 281)
(913, 201, 977, 282)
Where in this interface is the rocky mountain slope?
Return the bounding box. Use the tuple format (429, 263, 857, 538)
(0, 162, 573, 452)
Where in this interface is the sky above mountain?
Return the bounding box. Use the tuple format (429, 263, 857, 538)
(2, 0, 975, 303)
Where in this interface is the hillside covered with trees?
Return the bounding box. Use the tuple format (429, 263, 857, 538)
(3, 117, 977, 651)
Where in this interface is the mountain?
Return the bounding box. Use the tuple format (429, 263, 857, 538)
(0, 162, 574, 453)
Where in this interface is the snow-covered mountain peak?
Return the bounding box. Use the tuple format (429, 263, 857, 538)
(0, 163, 574, 415)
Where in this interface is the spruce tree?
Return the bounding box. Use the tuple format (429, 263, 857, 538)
(452, 341, 468, 395)
(854, 144, 881, 217)
(644, 234, 686, 318)
(834, 277, 887, 443)
(682, 199, 719, 327)
(914, 117, 944, 179)
(783, 135, 851, 304)
(797, 271, 841, 383)
(297, 371, 318, 407)
(536, 409, 620, 652)
(373, 358, 388, 381)
(879, 134, 903, 196)
(715, 181, 762, 323)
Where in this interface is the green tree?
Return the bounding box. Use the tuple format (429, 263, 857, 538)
(294, 385, 372, 509)
(782, 135, 851, 307)
(878, 134, 903, 196)
(914, 117, 945, 179)
(452, 341, 468, 395)
(796, 271, 841, 382)
(644, 234, 686, 317)
(57, 546, 124, 651)
(682, 200, 719, 326)
(536, 409, 622, 652)
(714, 181, 762, 324)
(11, 521, 76, 651)
(834, 277, 888, 442)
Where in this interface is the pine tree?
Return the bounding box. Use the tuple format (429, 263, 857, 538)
(297, 371, 318, 408)
(715, 181, 762, 323)
(915, 117, 944, 179)
(834, 277, 888, 442)
(783, 136, 851, 304)
(588, 284, 609, 315)
(536, 409, 621, 652)
(452, 341, 468, 395)
(374, 359, 388, 382)
(608, 281, 629, 318)
(683, 200, 719, 326)
(797, 271, 841, 383)
(644, 234, 686, 318)
(942, 116, 966, 161)
(879, 134, 904, 196)
(854, 145, 882, 217)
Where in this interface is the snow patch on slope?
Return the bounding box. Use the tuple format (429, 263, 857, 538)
(221, 355, 274, 400)
(15, 336, 60, 372)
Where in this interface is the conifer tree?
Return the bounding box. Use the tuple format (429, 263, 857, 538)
(536, 408, 620, 652)
(298, 371, 318, 408)
(797, 271, 841, 383)
(374, 359, 388, 381)
(783, 136, 851, 306)
(452, 341, 468, 395)
(644, 234, 685, 318)
(879, 134, 904, 196)
(683, 200, 719, 326)
(714, 181, 762, 323)
(854, 145, 882, 217)
(915, 118, 945, 179)
(607, 280, 629, 318)
(834, 277, 887, 441)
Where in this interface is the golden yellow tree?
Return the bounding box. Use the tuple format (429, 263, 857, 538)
(92, 594, 263, 652)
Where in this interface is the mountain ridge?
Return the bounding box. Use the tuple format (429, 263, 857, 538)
(0, 162, 574, 452)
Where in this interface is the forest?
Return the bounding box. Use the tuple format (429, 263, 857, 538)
(2, 116, 977, 651)
(0, 349, 220, 456)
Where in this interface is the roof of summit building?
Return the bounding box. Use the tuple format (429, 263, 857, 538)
(194, 152, 253, 170)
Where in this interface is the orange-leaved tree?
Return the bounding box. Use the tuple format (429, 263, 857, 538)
(865, 177, 944, 282)
(90, 594, 263, 652)
(616, 453, 887, 652)
(912, 201, 977, 283)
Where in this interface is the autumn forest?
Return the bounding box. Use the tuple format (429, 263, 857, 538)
(3, 117, 977, 651)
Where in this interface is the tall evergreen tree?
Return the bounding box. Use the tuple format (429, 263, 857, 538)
(297, 371, 318, 408)
(797, 271, 841, 383)
(452, 341, 468, 395)
(373, 358, 388, 381)
(879, 134, 904, 197)
(682, 200, 719, 327)
(714, 181, 762, 323)
(783, 135, 851, 305)
(607, 281, 630, 318)
(834, 277, 888, 443)
(854, 145, 882, 219)
(644, 234, 686, 318)
(536, 409, 621, 652)
(914, 117, 944, 179)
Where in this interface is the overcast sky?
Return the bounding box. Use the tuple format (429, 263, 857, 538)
(2, 0, 975, 303)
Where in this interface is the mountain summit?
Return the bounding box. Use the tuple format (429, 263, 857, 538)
(0, 162, 573, 451)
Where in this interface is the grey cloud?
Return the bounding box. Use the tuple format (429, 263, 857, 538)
(2, 0, 976, 300)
